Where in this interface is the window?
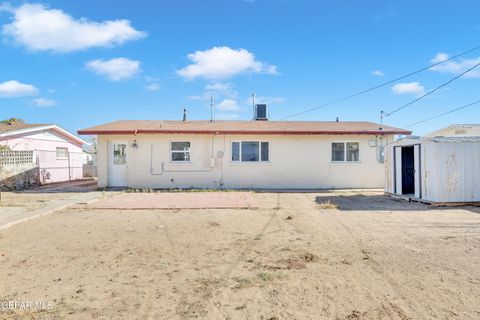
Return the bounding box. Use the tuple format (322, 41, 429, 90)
(232, 142, 240, 161)
(241, 141, 259, 161)
(113, 144, 127, 164)
(331, 143, 345, 162)
(56, 147, 68, 159)
(171, 142, 191, 162)
(346, 142, 359, 161)
(331, 142, 359, 162)
(232, 141, 269, 162)
(261, 142, 269, 162)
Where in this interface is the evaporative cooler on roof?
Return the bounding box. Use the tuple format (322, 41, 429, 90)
(255, 104, 268, 120)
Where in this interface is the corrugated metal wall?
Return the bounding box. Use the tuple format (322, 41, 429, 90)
(423, 140, 480, 203)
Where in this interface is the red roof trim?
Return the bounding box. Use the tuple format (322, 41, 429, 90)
(78, 129, 411, 135)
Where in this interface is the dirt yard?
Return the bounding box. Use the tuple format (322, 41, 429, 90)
(0, 191, 479, 319)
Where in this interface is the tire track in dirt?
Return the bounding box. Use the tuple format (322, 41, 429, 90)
(324, 210, 415, 320)
(280, 194, 387, 318)
(280, 194, 412, 319)
(171, 194, 283, 319)
(137, 209, 181, 320)
(349, 212, 469, 319)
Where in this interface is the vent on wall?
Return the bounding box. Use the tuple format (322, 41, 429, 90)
(254, 104, 268, 121)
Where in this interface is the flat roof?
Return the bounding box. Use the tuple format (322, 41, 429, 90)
(78, 120, 411, 136)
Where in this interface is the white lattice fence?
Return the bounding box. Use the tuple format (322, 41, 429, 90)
(0, 150, 38, 190)
(0, 150, 35, 165)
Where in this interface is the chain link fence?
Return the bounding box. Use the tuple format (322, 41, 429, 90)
(36, 149, 96, 184)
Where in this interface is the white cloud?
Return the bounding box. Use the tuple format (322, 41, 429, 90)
(144, 76, 160, 91)
(176, 46, 278, 80)
(86, 58, 140, 81)
(206, 82, 238, 98)
(252, 96, 286, 105)
(0, 80, 39, 97)
(188, 82, 238, 101)
(187, 94, 206, 101)
(0, 3, 13, 12)
(391, 82, 425, 96)
(34, 97, 56, 107)
(1, 3, 145, 52)
(216, 99, 241, 111)
(429, 52, 480, 78)
(205, 82, 234, 94)
(145, 76, 159, 83)
(431, 52, 449, 64)
(145, 83, 160, 91)
(371, 70, 385, 76)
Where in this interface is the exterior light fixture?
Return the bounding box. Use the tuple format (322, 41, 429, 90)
(132, 140, 139, 149)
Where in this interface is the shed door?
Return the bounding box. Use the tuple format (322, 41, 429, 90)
(109, 141, 128, 187)
(401, 146, 415, 195)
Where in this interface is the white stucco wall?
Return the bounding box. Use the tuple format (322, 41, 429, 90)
(96, 133, 393, 189)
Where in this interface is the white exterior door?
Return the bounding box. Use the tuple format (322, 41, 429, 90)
(109, 141, 128, 187)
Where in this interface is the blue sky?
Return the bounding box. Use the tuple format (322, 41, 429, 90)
(0, 0, 479, 137)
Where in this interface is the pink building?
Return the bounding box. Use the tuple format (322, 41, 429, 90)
(0, 121, 88, 184)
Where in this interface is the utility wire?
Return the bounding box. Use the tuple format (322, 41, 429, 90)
(384, 61, 480, 117)
(279, 45, 480, 120)
(403, 99, 480, 128)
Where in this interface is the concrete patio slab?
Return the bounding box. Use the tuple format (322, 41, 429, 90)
(78, 192, 258, 209)
(0, 191, 106, 230)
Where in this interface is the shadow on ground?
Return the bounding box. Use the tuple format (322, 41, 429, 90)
(315, 194, 480, 213)
(18, 179, 97, 194)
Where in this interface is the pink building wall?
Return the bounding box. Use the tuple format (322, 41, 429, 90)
(0, 128, 86, 184)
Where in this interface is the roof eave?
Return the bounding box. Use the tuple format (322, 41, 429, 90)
(1, 124, 89, 145)
(77, 129, 411, 135)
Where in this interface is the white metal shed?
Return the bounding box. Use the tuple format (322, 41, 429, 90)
(385, 136, 480, 204)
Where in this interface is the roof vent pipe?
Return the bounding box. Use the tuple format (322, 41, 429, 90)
(183, 109, 187, 122)
(336, 117, 339, 122)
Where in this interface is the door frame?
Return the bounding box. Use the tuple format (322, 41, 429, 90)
(393, 143, 422, 199)
(108, 140, 128, 187)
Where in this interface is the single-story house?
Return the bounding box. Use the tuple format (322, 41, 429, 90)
(425, 124, 480, 138)
(0, 119, 88, 184)
(78, 116, 410, 189)
(384, 136, 480, 204)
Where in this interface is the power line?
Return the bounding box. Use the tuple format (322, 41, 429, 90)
(403, 99, 480, 128)
(279, 45, 480, 120)
(384, 61, 480, 117)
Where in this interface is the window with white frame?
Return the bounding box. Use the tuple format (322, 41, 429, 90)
(232, 141, 269, 162)
(56, 147, 68, 159)
(113, 144, 127, 164)
(171, 142, 191, 162)
(331, 142, 359, 162)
